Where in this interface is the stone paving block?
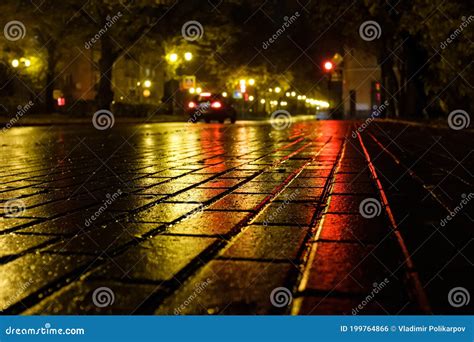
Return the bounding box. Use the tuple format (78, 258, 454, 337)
(288, 178, 327, 188)
(219, 225, 308, 261)
(333, 172, 372, 183)
(252, 172, 292, 182)
(207, 194, 267, 211)
(0, 217, 37, 233)
(155, 260, 296, 314)
(197, 178, 244, 188)
(108, 195, 163, 212)
(137, 183, 191, 195)
(302, 242, 397, 295)
(253, 202, 317, 226)
(93, 235, 216, 282)
(0, 253, 93, 312)
(45, 222, 159, 254)
(317, 213, 390, 244)
(275, 187, 324, 202)
(166, 211, 249, 236)
(131, 203, 201, 223)
(331, 182, 375, 194)
(25, 280, 166, 315)
(17, 208, 112, 235)
(233, 181, 281, 194)
(0, 233, 54, 258)
(165, 188, 227, 203)
(326, 194, 374, 214)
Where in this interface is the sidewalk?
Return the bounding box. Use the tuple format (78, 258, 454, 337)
(0, 113, 317, 127)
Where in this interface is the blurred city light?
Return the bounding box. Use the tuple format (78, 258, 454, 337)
(11, 59, 19, 68)
(143, 80, 152, 88)
(168, 53, 178, 62)
(324, 61, 334, 71)
(184, 52, 193, 61)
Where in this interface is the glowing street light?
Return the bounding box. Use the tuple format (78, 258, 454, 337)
(248, 78, 255, 86)
(249, 95, 255, 101)
(260, 99, 266, 104)
(189, 87, 196, 94)
(168, 53, 178, 63)
(285, 92, 290, 97)
(184, 52, 193, 61)
(222, 92, 228, 97)
(324, 61, 334, 71)
(143, 80, 152, 88)
(239, 79, 246, 93)
(291, 91, 296, 97)
(11, 59, 19, 68)
(274, 87, 281, 93)
(196, 87, 202, 94)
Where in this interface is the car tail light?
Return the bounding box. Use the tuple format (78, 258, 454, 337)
(211, 101, 222, 109)
(188, 101, 196, 109)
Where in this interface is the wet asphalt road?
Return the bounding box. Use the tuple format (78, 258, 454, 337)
(0, 118, 472, 314)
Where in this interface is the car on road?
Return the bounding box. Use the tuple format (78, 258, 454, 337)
(187, 93, 237, 123)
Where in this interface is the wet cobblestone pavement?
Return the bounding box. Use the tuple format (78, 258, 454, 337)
(0, 119, 472, 315)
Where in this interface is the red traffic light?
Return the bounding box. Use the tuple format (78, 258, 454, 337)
(323, 61, 334, 71)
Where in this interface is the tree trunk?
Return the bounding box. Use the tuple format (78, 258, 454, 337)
(45, 42, 57, 113)
(96, 36, 117, 110)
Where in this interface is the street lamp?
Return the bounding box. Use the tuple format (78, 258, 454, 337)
(248, 78, 255, 86)
(184, 52, 193, 61)
(11, 59, 19, 68)
(274, 87, 281, 93)
(168, 53, 178, 63)
(143, 80, 152, 88)
(324, 61, 334, 71)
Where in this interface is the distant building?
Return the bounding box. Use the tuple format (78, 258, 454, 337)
(341, 47, 382, 118)
(56, 49, 165, 109)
